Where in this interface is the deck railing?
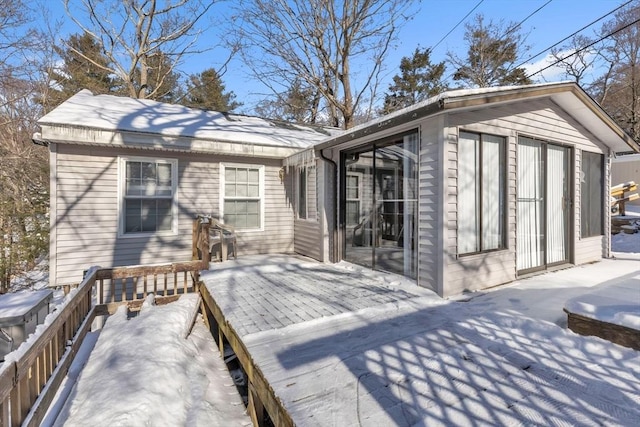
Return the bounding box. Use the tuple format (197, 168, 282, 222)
(0, 266, 96, 427)
(0, 259, 205, 427)
(95, 261, 204, 315)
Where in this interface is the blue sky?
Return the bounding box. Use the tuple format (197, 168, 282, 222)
(49, 0, 624, 114)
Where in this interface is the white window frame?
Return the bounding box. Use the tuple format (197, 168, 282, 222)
(117, 156, 178, 238)
(345, 172, 362, 226)
(296, 165, 318, 221)
(220, 163, 265, 232)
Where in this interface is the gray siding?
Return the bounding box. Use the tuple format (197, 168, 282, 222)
(442, 99, 608, 296)
(417, 116, 444, 294)
(52, 144, 295, 286)
(294, 162, 322, 260)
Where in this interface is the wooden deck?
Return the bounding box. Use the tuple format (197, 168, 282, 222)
(198, 255, 640, 427)
(197, 255, 440, 426)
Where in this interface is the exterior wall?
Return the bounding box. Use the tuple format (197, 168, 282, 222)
(442, 99, 609, 297)
(293, 161, 323, 261)
(417, 115, 445, 294)
(50, 144, 295, 286)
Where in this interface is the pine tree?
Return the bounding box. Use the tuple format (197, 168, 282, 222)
(46, 32, 121, 109)
(182, 68, 241, 112)
(382, 47, 447, 114)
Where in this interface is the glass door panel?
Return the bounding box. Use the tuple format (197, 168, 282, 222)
(517, 137, 570, 273)
(546, 145, 570, 264)
(517, 139, 544, 271)
(343, 132, 418, 279)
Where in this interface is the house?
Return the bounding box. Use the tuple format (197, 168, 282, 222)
(34, 89, 341, 288)
(36, 82, 639, 297)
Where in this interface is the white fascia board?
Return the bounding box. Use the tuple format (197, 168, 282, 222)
(39, 125, 303, 159)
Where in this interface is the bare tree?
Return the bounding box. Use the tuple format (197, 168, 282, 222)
(63, 0, 217, 100)
(0, 0, 51, 292)
(234, 0, 417, 129)
(550, 34, 598, 85)
(590, 2, 640, 141)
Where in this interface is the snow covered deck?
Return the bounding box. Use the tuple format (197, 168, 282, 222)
(200, 255, 640, 426)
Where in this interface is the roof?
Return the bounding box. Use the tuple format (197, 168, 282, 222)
(36, 90, 341, 154)
(314, 81, 639, 154)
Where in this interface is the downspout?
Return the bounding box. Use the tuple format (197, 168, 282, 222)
(319, 148, 339, 263)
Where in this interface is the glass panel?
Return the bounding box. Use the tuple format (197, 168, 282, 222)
(225, 168, 236, 183)
(344, 150, 374, 270)
(224, 200, 260, 229)
(481, 135, 504, 251)
(298, 169, 307, 219)
(248, 169, 259, 183)
(237, 168, 248, 183)
(343, 132, 418, 279)
(581, 152, 603, 237)
(517, 138, 545, 271)
(247, 184, 259, 197)
(124, 199, 141, 233)
(157, 163, 172, 196)
(458, 132, 479, 254)
(547, 145, 568, 263)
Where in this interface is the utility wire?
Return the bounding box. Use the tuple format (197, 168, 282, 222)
(431, 0, 484, 52)
(444, 0, 553, 83)
(502, 0, 553, 38)
(514, 0, 634, 70)
(526, 16, 640, 79)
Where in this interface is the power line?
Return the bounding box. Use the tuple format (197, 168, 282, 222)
(502, 0, 553, 38)
(431, 0, 484, 52)
(444, 0, 554, 83)
(526, 16, 640, 79)
(515, 0, 634, 71)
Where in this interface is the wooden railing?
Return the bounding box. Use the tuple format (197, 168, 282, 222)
(95, 261, 204, 315)
(0, 266, 97, 427)
(0, 259, 205, 426)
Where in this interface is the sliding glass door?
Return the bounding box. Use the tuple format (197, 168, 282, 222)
(517, 137, 571, 272)
(342, 132, 418, 279)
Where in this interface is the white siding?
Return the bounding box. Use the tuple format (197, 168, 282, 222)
(52, 144, 295, 286)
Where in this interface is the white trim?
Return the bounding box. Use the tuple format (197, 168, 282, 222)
(117, 156, 178, 238)
(220, 163, 265, 232)
(296, 165, 318, 222)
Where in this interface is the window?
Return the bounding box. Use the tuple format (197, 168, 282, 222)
(221, 164, 263, 230)
(458, 131, 506, 255)
(297, 166, 317, 221)
(298, 167, 308, 219)
(581, 151, 604, 238)
(345, 173, 361, 226)
(120, 157, 177, 235)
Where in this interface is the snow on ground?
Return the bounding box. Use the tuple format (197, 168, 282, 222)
(3, 216, 639, 426)
(612, 204, 640, 253)
(46, 294, 250, 426)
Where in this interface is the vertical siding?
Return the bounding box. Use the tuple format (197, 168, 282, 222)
(52, 144, 295, 286)
(417, 117, 444, 294)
